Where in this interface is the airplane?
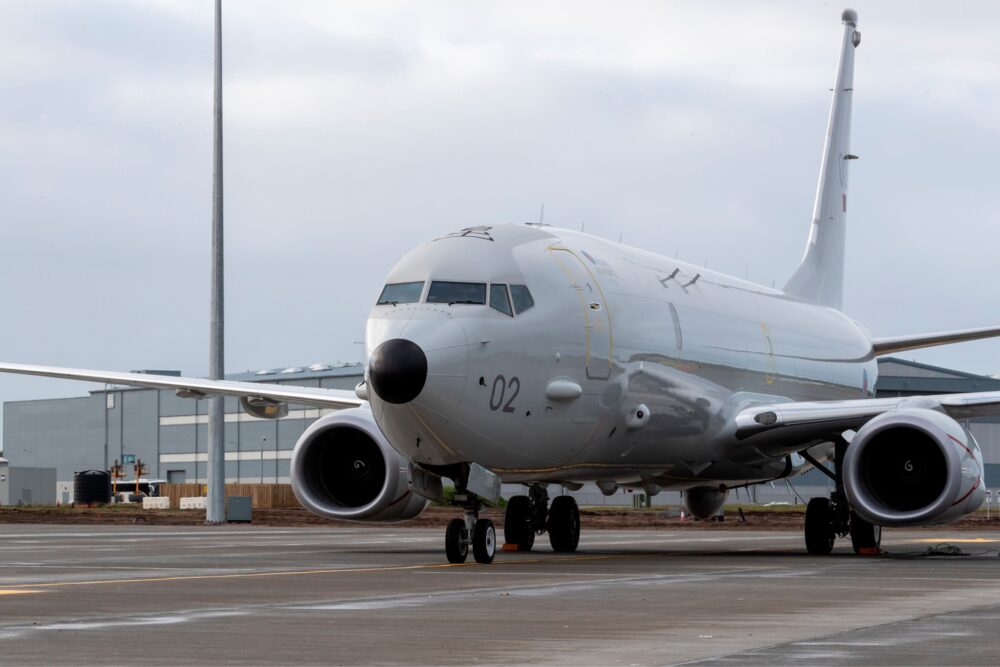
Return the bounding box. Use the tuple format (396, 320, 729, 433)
(3, 8, 1000, 564)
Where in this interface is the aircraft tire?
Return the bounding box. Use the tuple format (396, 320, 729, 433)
(548, 496, 580, 553)
(849, 512, 881, 554)
(504, 495, 535, 551)
(472, 518, 496, 564)
(804, 497, 835, 555)
(445, 518, 468, 564)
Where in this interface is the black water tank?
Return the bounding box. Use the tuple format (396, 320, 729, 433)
(74, 469, 112, 505)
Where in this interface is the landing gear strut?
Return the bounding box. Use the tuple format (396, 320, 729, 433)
(444, 488, 495, 565)
(802, 436, 882, 555)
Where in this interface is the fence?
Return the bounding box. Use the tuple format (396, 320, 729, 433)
(159, 483, 301, 510)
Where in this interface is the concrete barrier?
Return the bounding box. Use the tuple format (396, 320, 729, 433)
(179, 496, 208, 510)
(142, 496, 171, 510)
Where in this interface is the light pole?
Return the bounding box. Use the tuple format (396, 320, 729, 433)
(259, 437, 266, 484)
(206, 0, 226, 524)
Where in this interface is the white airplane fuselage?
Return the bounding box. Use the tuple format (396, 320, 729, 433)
(365, 223, 876, 490)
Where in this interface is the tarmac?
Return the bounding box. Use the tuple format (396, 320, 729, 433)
(0, 524, 999, 665)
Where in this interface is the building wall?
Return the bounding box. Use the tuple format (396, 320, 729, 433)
(4, 395, 104, 480)
(0, 460, 7, 504)
(1, 467, 56, 506)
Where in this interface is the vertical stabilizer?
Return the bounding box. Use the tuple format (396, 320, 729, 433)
(784, 9, 860, 310)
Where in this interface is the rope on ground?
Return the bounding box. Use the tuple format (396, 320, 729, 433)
(881, 542, 1000, 559)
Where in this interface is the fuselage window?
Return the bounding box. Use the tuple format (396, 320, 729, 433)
(489, 284, 513, 316)
(509, 284, 534, 314)
(427, 281, 487, 305)
(376, 281, 424, 305)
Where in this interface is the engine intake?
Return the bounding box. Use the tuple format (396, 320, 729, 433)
(290, 408, 427, 522)
(843, 408, 984, 526)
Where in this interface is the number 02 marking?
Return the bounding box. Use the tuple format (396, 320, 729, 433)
(489, 375, 520, 413)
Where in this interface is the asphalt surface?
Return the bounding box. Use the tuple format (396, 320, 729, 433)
(0, 524, 999, 665)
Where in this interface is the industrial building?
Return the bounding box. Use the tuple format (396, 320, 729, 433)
(0, 456, 56, 506)
(2, 357, 999, 506)
(2, 363, 363, 505)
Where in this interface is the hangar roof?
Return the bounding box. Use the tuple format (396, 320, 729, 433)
(877, 357, 1000, 394)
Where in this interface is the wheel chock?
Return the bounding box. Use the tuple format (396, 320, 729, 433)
(501, 543, 521, 552)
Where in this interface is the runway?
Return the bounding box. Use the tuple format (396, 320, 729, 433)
(0, 524, 999, 665)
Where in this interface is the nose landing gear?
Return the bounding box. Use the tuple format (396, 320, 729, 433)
(445, 493, 496, 565)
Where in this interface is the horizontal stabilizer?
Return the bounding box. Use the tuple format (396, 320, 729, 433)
(871, 325, 1000, 356)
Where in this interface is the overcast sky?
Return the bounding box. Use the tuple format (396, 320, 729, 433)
(2, 1, 999, 449)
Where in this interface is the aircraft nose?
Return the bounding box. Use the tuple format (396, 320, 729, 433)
(368, 338, 428, 404)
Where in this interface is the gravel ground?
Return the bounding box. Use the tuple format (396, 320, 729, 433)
(1, 504, 998, 531)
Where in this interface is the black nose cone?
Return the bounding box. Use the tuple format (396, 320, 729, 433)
(368, 338, 428, 404)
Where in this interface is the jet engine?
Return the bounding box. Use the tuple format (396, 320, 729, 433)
(289, 408, 427, 522)
(843, 408, 984, 527)
(683, 486, 728, 519)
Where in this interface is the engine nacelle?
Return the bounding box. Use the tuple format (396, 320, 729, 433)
(290, 408, 427, 522)
(843, 408, 984, 527)
(684, 486, 728, 519)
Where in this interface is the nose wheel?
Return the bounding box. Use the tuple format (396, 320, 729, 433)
(444, 503, 496, 564)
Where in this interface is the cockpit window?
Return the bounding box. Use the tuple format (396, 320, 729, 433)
(489, 284, 513, 316)
(427, 281, 486, 305)
(509, 285, 534, 314)
(377, 281, 424, 305)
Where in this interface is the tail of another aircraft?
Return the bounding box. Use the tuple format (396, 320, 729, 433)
(784, 9, 860, 311)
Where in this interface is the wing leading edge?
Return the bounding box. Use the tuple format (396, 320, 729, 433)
(0, 362, 364, 410)
(735, 391, 1000, 444)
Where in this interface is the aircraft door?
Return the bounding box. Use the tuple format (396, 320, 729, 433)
(548, 247, 612, 380)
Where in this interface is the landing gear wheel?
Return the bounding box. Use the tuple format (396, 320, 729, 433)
(805, 497, 835, 555)
(548, 496, 580, 553)
(849, 512, 882, 554)
(472, 518, 496, 564)
(504, 495, 535, 551)
(445, 518, 468, 564)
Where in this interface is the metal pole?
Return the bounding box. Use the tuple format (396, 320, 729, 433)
(206, 0, 226, 524)
(259, 437, 265, 484)
(103, 385, 109, 471)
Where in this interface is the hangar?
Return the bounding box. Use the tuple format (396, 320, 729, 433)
(2, 357, 999, 505)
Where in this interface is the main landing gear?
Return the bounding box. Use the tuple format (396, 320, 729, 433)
(802, 437, 882, 555)
(503, 484, 580, 553)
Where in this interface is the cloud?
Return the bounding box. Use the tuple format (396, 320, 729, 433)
(3, 1, 1000, 448)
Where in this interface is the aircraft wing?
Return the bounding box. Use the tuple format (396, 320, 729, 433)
(0, 362, 365, 410)
(734, 391, 1000, 442)
(871, 325, 1000, 357)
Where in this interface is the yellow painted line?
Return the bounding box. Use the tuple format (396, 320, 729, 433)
(912, 538, 999, 544)
(0, 553, 641, 592)
(0, 589, 43, 596)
